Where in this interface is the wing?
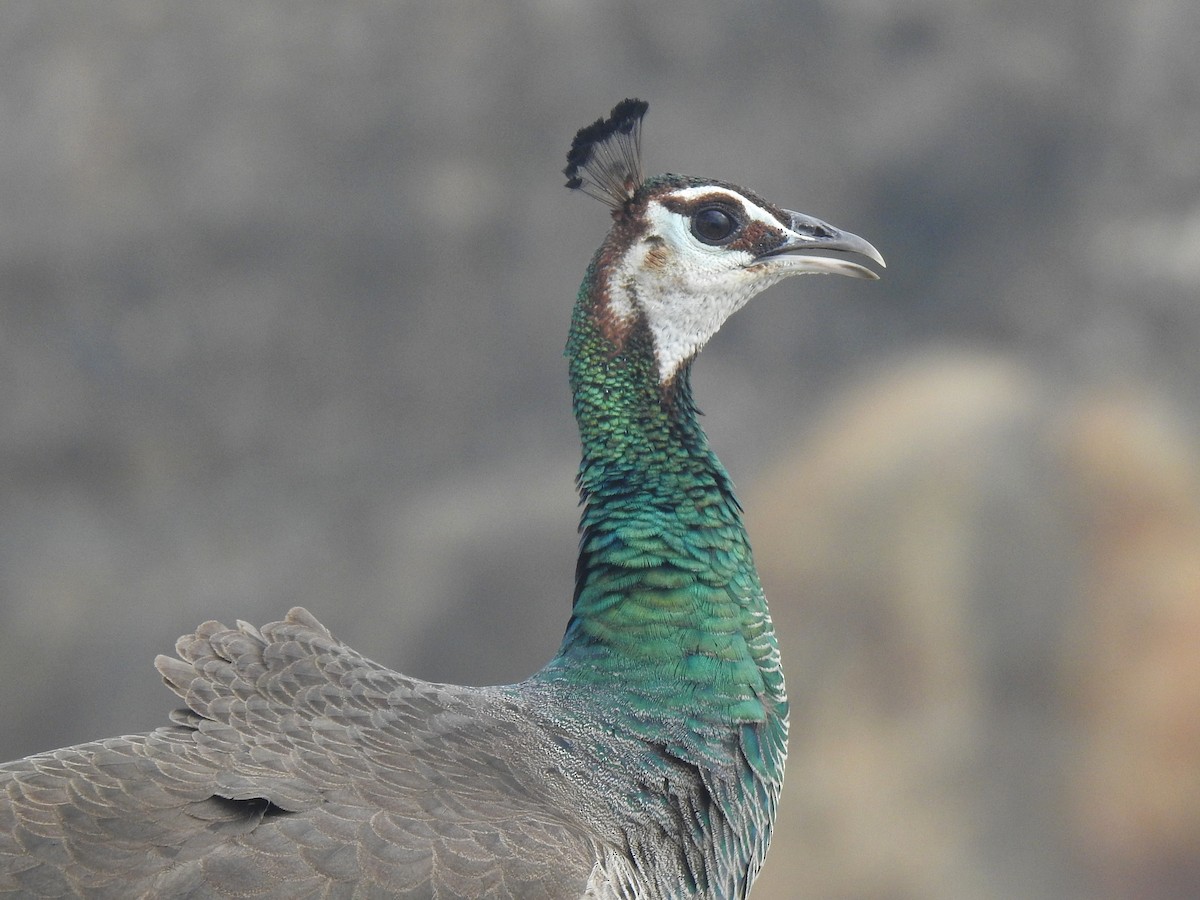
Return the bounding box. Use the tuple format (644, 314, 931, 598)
(0, 608, 599, 898)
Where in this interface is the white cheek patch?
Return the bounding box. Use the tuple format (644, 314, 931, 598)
(624, 200, 772, 384)
(598, 185, 873, 385)
(606, 203, 770, 383)
(603, 192, 812, 384)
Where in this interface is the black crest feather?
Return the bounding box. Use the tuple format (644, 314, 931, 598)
(563, 98, 648, 210)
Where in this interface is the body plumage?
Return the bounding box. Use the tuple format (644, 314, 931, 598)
(0, 100, 882, 898)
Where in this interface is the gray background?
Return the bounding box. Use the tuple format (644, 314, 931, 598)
(3, 2, 1199, 898)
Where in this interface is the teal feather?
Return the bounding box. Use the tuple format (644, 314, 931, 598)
(536, 251, 790, 894)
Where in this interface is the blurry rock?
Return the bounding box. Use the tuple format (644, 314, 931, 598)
(747, 353, 1200, 900)
(1065, 396, 1200, 899)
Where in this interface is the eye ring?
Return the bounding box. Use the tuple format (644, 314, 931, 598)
(690, 205, 740, 245)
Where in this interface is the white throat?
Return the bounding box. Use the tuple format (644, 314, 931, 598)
(605, 195, 794, 383)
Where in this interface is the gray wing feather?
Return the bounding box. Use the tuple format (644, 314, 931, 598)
(1, 608, 599, 898)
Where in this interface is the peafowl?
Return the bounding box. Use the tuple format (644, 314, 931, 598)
(0, 99, 883, 899)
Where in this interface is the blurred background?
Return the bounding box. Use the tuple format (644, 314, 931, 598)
(2, 1, 1198, 897)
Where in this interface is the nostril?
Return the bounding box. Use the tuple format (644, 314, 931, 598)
(795, 222, 832, 241)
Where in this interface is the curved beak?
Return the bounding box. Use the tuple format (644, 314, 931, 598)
(760, 210, 886, 280)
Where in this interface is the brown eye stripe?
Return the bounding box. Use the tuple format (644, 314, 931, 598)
(659, 192, 736, 214)
(659, 191, 790, 255)
(659, 187, 791, 223)
(658, 192, 750, 221)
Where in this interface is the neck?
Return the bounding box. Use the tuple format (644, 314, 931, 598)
(541, 266, 787, 754)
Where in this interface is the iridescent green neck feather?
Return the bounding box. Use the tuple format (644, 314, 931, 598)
(543, 253, 788, 763)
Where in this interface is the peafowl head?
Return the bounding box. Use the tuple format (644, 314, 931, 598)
(565, 99, 885, 384)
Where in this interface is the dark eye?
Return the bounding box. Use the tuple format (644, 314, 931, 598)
(691, 206, 739, 244)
